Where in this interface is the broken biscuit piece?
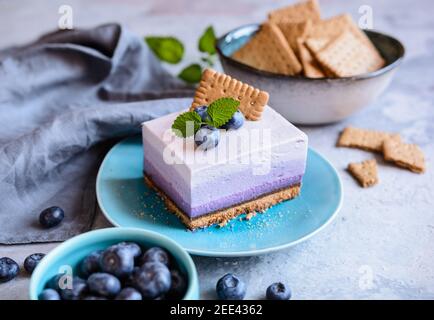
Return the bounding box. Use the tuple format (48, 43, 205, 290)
(337, 127, 401, 152)
(347, 159, 379, 188)
(383, 138, 426, 173)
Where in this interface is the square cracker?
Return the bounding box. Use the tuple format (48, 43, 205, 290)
(383, 139, 425, 173)
(348, 159, 379, 188)
(305, 37, 330, 52)
(277, 20, 312, 57)
(306, 14, 384, 76)
(268, 0, 321, 24)
(307, 14, 377, 51)
(337, 127, 401, 152)
(297, 38, 326, 78)
(190, 69, 269, 121)
(313, 30, 385, 77)
(232, 22, 302, 76)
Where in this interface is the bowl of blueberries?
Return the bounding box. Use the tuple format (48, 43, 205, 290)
(29, 227, 199, 300)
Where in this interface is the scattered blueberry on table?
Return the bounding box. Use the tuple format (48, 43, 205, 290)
(216, 273, 246, 300)
(0, 257, 20, 283)
(38, 242, 188, 300)
(266, 282, 291, 300)
(24, 253, 45, 274)
(39, 206, 65, 228)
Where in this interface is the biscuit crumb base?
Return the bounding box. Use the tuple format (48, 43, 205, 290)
(347, 159, 379, 188)
(144, 175, 301, 230)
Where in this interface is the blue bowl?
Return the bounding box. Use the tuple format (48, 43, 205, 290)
(216, 24, 405, 125)
(29, 228, 199, 300)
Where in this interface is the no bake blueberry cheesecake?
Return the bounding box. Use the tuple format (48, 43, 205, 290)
(142, 69, 308, 229)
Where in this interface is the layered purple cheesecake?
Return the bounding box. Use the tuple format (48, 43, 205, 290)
(142, 105, 308, 229)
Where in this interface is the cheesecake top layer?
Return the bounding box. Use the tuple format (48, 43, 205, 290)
(142, 105, 307, 173)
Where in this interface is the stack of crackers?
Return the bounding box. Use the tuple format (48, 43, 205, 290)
(337, 127, 426, 188)
(232, 0, 385, 78)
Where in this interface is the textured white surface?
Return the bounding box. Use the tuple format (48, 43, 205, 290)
(0, 0, 433, 300)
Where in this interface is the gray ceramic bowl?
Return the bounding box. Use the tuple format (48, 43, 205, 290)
(216, 24, 405, 125)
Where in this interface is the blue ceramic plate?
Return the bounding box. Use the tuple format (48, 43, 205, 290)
(97, 136, 343, 257)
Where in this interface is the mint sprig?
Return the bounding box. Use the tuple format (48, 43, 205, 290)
(207, 98, 240, 127)
(171, 111, 202, 138)
(145, 26, 216, 84)
(198, 26, 216, 55)
(171, 98, 240, 138)
(145, 37, 184, 64)
(178, 64, 202, 84)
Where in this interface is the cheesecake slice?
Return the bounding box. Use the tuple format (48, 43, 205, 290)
(142, 105, 308, 229)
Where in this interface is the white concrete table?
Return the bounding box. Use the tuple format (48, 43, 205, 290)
(0, 0, 433, 299)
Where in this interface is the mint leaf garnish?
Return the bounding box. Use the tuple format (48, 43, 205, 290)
(145, 36, 184, 64)
(178, 64, 202, 84)
(198, 26, 216, 55)
(171, 111, 202, 138)
(207, 98, 240, 128)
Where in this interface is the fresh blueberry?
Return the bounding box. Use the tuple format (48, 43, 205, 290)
(59, 276, 88, 300)
(130, 262, 171, 299)
(194, 125, 220, 151)
(87, 273, 121, 297)
(47, 273, 67, 291)
(39, 206, 64, 228)
(100, 245, 135, 278)
(24, 253, 45, 274)
(216, 273, 246, 300)
(166, 269, 187, 300)
(115, 287, 142, 300)
(194, 105, 209, 122)
(0, 257, 19, 283)
(220, 110, 244, 130)
(137, 247, 170, 267)
(82, 295, 107, 300)
(116, 242, 142, 258)
(39, 289, 61, 300)
(80, 250, 103, 277)
(122, 266, 139, 288)
(266, 282, 291, 300)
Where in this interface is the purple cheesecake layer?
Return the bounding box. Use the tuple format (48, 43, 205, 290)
(145, 158, 304, 218)
(189, 175, 303, 218)
(144, 159, 192, 215)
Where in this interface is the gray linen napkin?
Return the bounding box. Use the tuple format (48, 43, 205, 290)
(0, 23, 194, 244)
